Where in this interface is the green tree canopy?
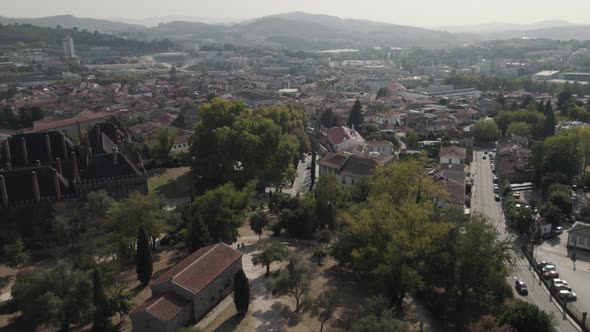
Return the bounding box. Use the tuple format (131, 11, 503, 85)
(499, 300, 557, 332)
(249, 211, 270, 240)
(106, 192, 167, 256)
(506, 121, 533, 139)
(252, 239, 290, 276)
(268, 256, 317, 312)
(473, 120, 501, 142)
(10, 261, 93, 331)
(189, 99, 303, 191)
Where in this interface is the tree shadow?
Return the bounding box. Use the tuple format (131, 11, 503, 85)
(153, 172, 192, 199)
(130, 283, 148, 296)
(251, 301, 291, 332)
(212, 312, 245, 332)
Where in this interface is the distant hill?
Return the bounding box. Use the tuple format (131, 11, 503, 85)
(2, 13, 589, 50)
(109, 16, 241, 27)
(482, 25, 590, 41)
(142, 12, 472, 49)
(0, 15, 145, 33)
(441, 20, 579, 33)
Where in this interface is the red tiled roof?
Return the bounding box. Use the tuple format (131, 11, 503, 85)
(318, 152, 349, 170)
(27, 112, 111, 132)
(327, 126, 365, 146)
(131, 293, 190, 322)
(154, 243, 242, 294)
(440, 146, 466, 160)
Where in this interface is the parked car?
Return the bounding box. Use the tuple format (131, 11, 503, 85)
(514, 191, 521, 199)
(541, 264, 556, 272)
(428, 169, 437, 176)
(558, 290, 577, 301)
(493, 175, 498, 183)
(543, 271, 559, 279)
(515, 280, 528, 295)
(495, 194, 501, 202)
(483, 155, 487, 160)
(484, 151, 489, 155)
(543, 232, 555, 240)
(537, 261, 553, 269)
(553, 226, 563, 234)
(553, 283, 572, 292)
(551, 279, 568, 287)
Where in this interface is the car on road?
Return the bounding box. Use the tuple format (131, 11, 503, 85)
(427, 169, 437, 176)
(537, 261, 553, 269)
(495, 194, 501, 201)
(541, 264, 556, 272)
(553, 226, 563, 234)
(558, 290, 577, 301)
(513, 191, 521, 199)
(484, 151, 489, 155)
(515, 280, 528, 295)
(542, 232, 555, 240)
(543, 270, 559, 280)
(483, 155, 487, 160)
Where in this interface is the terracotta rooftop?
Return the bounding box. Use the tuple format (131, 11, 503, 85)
(440, 145, 467, 160)
(154, 243, 242, 294)
(27, 112, 110, 132)
(131, 292, 190, 322)
(327, 126, 365, 146)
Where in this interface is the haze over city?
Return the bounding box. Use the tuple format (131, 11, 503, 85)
(3, 0, 590, 331)
(1, 0, 590, 27)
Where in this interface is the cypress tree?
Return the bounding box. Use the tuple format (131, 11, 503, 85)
(544, 100, 556, 137)
(347, 99, 363, 129)
(233, 269, 250, 314)
(92, 268, 111, 332)
(136, 226, 153, 285)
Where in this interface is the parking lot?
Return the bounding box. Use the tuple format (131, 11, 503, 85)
(536, 224, 590, 316)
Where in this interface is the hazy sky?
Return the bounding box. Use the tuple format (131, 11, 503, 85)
(2, 0, 590, 27)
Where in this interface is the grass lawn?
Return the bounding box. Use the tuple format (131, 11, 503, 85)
(148, 167, 192, 199)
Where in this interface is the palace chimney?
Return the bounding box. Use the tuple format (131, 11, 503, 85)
(61, 134, 68, 160)
(77, 121, 82, 141)
(3, 141, 10, 164)
(45, 135, 52, 162)
(55, 158, 62, 174)
(112, 148, 118, 166)
(52, 168, 61, 200)
(32, 171, 40, 202)
(71, 151, 79, 180)
(20, 137, 28, 164)
(0, 175, 8, 206)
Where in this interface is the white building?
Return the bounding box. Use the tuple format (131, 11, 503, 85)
(567, 223, 590, 250)
(532, 70, 560, 82)
(62, 35, 75, 59)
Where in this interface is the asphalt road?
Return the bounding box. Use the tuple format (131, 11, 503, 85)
(471, 149, 580, 332)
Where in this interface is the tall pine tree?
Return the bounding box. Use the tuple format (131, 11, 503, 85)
(136, 226, 153, 285)
(92, 268, 112, 332)
(544, 100, 556, 137)
(234, 269, 250, 314)
(347, 99, 363, 129)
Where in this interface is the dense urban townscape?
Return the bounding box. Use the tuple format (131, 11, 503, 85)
(2, 7, 590, 332)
